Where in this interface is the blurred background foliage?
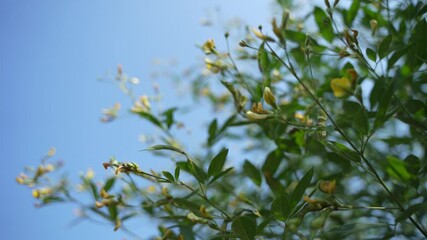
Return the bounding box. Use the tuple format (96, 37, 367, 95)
(17, 0, 427, 239)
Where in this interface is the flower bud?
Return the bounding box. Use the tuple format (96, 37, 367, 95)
(246, 111, 269, 121)
(100, 189, 109, 199)
(251, 28, 275, 42)
(103, 162, 110, 170)
(263, 87, 277, 108)
(370, 20, 378, 36)
(95, 201, 104, 208)
(202, 39, 216, 55)
(239, 40, 248, 47)
(16, 177, 25, 184)
(319, 180, 336, 194)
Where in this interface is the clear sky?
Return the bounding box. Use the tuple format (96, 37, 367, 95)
(1, 1, 273, 239)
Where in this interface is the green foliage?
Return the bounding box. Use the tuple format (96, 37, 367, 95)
(17, 0, 427, 239)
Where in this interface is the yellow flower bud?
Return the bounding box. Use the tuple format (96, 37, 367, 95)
(303, 196, 318, 204)
(100, 189, 109, 199)
(35, 166, 45, 177)
(16, 177, 25, 184)
(45, 164, 55, 172)
(199, 205, 211, 219)
(161, 187, 169, 197)
(246, 111, 269, 121)
(263, 87, 277, 108)
(202, 39, 216, 54)
(95, 201, 104, 208)
(32, 189, 40, 199)
(319, 180, 336, 194)
(251, 28, 275, 42)
(204, 58, 222, 74)
(140, 95, 151, 110)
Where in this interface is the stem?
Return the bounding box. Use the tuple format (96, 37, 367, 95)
(179, 181, 231, 220)
(263, 43, 427, 237)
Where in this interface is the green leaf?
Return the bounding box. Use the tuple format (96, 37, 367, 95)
(396, 203, 427, 222)
(345, 0, 360, 26)
(322, 223, 387, 238)
(258, 42, 270, 74)
(145, 144, 187, 157)
(262, 149, 284, 177)
(162, 171, 175, 183)
(108, 205, 118, 220)
(271, 193, 291, 221)
(231, 216, 257, 240)
(42, 196, 64, 204)
(188, 160, 207, 183)
(208, 148, 229, 177)
(243, 160, 262, 187)
(388, 47, 408, 69)
(256, 216, 273, 234)
(174, 166, 181, 181)
(313, 7, 334, 42)
(173, 198, 200, 213)
(103, 177, 116, 192)
(374, 78, 395, 129)
(209, 234, 237, 240)
(291, 168, 314, 207)
(366, 48, 377, 62)
(323, 141, 361, 164)
(207, 119, 218, 146)
(180, 226, 196, 240)
(209, 167, 234, 184)
(386, 156, 411, 182)
(354, 106, 369, 135)
(284, 30, 306, 43)
(378, 35, 393, 59)
(135, 111, 164, 129)
(89, 181, 100, 200)
(218, 114, 237, 134)
(161, 107, 177, 129)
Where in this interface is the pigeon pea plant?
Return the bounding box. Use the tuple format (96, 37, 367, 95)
(17, 0, 427, 239)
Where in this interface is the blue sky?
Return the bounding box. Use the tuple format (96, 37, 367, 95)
(1, 1, 273, 239)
